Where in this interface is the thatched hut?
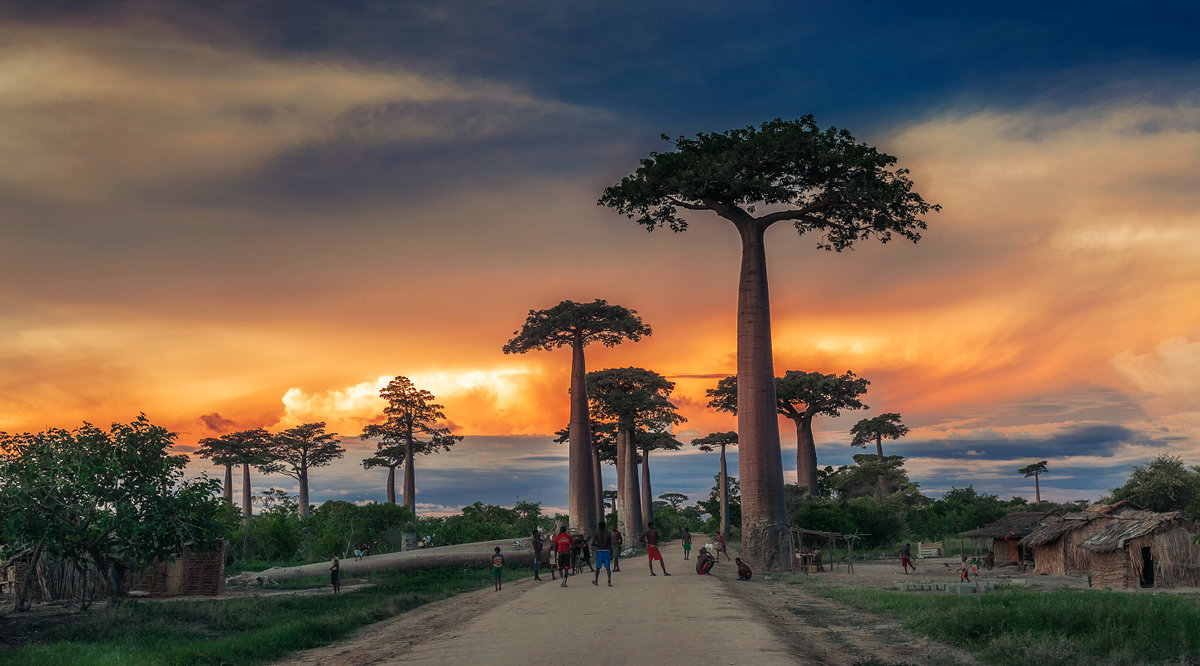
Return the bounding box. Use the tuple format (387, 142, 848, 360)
(1079, 510, 1200, 588)
(1019, 502, 1138, 575)
(959, 511, 1058, 565)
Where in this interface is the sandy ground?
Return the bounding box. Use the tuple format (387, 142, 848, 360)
(279, 539, 986, 666)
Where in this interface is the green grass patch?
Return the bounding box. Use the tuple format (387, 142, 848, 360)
(0, 566, 494, 666)
(783, 576, 1200, 665)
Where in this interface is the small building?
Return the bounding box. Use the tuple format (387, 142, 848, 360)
(959, 511, 1059, 565)
(1079, 510, 1200, 589)
(1019, 502, 1138, 576)
(130, 543, 227, 597)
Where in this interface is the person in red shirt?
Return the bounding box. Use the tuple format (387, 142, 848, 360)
(552, 525, 574, 587)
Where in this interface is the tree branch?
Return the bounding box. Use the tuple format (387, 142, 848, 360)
(665, 196, 712, 212)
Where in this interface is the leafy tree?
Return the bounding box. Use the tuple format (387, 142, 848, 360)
(1108, 455, 1200, 520)
(361, 376, 461, 514)
(707, 371, 869, 497)
(850, 413, 910, 496)
(1018, 460, 1049, 504)
(692, 431, 738, 539)
(601, 117, 937, 569)
(262, 422, 345, 518)
(503, 300, 651, 533)
(826, 454, 917, 500)
(195, 428, 271, 518)
(698, 474, 742, 538)
(586, 366, 680, 538)
(658, 492, 688, 509)
(0, 417, 230, 609)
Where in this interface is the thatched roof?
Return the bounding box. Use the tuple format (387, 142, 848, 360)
(1079, 510, 1200, 553)
(1020, 503, 1139, 547)
(959, 511, 1058, 539)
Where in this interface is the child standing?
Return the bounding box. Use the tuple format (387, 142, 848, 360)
(492, 546, 505, 591)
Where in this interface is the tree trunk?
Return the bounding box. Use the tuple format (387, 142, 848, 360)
(735, 220, 791, 570)
(298, 468, 310, 518)
(593, 446, 604, 529)
(615, 429, 626, 532)
(242, 462, 253, 519)
(640, 445, 653, 524)
(875, 433, 888, 497)
(386, 465, 397, 504)
(794, 415, 818, 496)
(223, 464, 233, 504)
(567, 333, 598, 533)
(1034, 474, 1041, 504)
(618, 428, 643, 539)
(15, 541, 44, 612)
(720, 444, 730, 540)
(403, 438, 416, 515)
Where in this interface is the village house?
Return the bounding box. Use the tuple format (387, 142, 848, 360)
(1079, 509, 1200, 589)
(958, 511, 1059, 566)
(1018, 501, 1138, 576)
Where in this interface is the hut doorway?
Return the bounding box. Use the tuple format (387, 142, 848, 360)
(1140, 547, 1155, 587)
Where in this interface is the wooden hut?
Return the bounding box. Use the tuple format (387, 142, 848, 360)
(1079, 510, 1200, 589)
(130, 543, 227, 597)
(959, 511, 1058, 565)
(1018, 502, 1138, 575)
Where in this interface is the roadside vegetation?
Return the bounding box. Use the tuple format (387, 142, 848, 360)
(783, 574, 1200, 665)
(0, 566, 499, 666)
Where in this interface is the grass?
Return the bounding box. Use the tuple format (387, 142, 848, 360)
(782, 575, 1200, 665)
(0, 565, 507, 666)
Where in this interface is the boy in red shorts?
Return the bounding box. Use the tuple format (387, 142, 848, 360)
(640, 521, 670, 576)
(552, 525, 574, 587)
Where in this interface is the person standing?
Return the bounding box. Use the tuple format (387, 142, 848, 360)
(640, 521, 670, 576)
(531, 530, 545, 581)
(900, 543, 917, 574)
(328, 553, 341, 594)
(611, 525, 624, 572)
(715, 533, 730, 561)
(492, 546, 505, 591)
(682, 527, 693, 560)
(552, 525, 574, 587)
(591, 521, 614, 587)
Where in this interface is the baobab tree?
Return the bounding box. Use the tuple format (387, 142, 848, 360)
(554, 418, 618, 533)
(637, 428, 684, 523)
(360, 442, 405, 505)
(601, 117, 937, 568)
(658, 492, 688, 509)
(1019, 460, 1049, 504)
(586, 366, 679, 538)
(707, 371, 869, 496)
(361, 376, 461, 514)
(850, 413, 910, 496)
(503, 299, 651, 533)
(692, 431, 738, 539)
(195, 428, 270, 518)
(263, 422, 344, 518)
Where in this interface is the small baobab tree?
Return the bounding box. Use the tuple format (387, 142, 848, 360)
(263, 422, 344, 518)
(658, 492, 688, 510)
(692, 431, 738, 540)
(195, 428, 270, 518)
(361, 376, 461, 514)
(503, 300, 651, 533)
(601, 117, 938, 569)
(637, 428, 684, 523)
(1019, 460, 1049, 504)
(850, 413, 910, 497)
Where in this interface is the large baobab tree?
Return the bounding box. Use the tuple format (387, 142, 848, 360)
(360, 442, 405, 505)
(503, 299, 651, 533)
(692, 431, 738, 540)
(195, 428, 270, 518)
(708, 371, 869, 497)
(263, 422, 344, 518)
(554, 419, 618, 534)
(850, 413, 910, 496)
(361, 376, 461, 514)
(586, 366, 681, 539)
(601, 117, 937, 569)
(1019, 460, 1049, 504)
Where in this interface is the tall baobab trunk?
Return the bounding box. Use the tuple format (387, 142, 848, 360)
(386, 465, 397, 504)
(403, 438, 416, 515)
(618, 428, 643, 539)
(640, 445, 654, 524)
(875, 433, 888, 497)
(242, 462, 253, 519)
(298, 468, 310, 518)
(794, 415, 818, 496)
(615, 432, 626, 530)
(736, 220, 791, 570)
(568, 333, 598, 533)
(223, 464, 233, 504)
(1034, 473, 1041, 504)
(719, 443, 730, 540)
(593, 446, 604, 528)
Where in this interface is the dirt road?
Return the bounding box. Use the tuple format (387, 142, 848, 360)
(282, 540, 979, 666)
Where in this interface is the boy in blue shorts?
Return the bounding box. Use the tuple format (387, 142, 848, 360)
(591, 521, 614, 587)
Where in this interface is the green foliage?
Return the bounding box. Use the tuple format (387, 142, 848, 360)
(587, 367, 682, 431)
(705, 372, 870, 420)
(1107, 454, 1200, 519)
(501, 299, 652, 354)
(361, 376, 461, 460)
(698, 475, 741, 534)
(825, 454, 920, 500)
(849, 413, 910, 451)
(195, 429, 271, 469)
(644, 503, 705, 540)
(906, 486, 1012, 540)
(228, 493, 414, 564)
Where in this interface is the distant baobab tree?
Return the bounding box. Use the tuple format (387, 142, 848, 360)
(692, 431, 738, 540)
(850, 413, 910, 496)
(361, 376, 461, 514)
(196, 428, 270, 518)
(601, 117, 938, 569)
(263, 422, 344, 518)
(637, 428, 684, 523)
(1019, 460, 1049, 504)
(503, 299, 651, 533)
(658, 492, 688, 509)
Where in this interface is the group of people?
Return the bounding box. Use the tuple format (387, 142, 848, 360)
(901, 543, 997, 581)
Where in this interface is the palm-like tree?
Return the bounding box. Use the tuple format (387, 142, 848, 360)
(1019, 460, 1049, 504)
(849, 413, 910, 496)
(692, 431, 738, 539)
(503, 300, 651, 533)
(601, 117, 937, 568)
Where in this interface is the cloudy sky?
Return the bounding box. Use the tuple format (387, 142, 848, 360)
(2, 1, 1198, 514)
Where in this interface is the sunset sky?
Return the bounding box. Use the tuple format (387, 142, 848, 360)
(2, 2, 1198, 515)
